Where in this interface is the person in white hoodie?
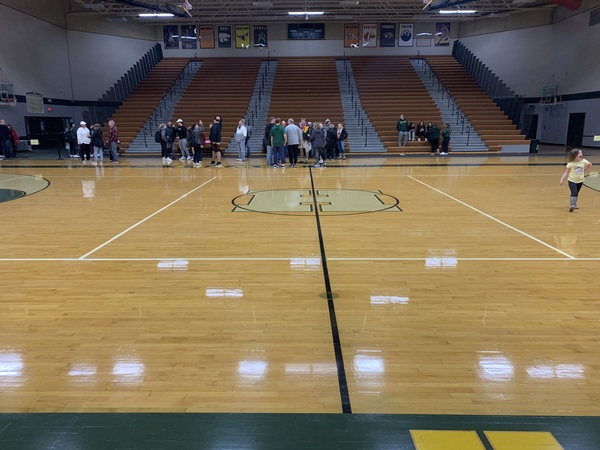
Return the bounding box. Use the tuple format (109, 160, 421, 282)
(77, 121, 91, 164)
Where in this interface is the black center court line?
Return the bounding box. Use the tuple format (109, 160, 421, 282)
(308, 166, 352, 414)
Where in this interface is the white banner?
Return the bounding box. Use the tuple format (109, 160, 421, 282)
(362, 23, 377, 47)
(399, 24, 413, 47)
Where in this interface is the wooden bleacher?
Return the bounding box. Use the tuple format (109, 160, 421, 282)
(108, 58, 190, 154)
(351, 56, 443, 154)
(425, 56, 529, 152)
(172, 58, 262, 152)
(267, 57, 346, 149)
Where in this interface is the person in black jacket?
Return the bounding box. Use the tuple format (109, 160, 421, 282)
(336, 123, 348, 159)
(91, 123, 104, 166)
(209, 116, 223, 167)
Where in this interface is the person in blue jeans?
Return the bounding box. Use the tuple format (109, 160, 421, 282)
(337, 123, 348, 159)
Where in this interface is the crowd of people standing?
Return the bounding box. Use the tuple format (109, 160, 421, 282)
(396, 115, 451, 156)
(263, 116, 348, 168)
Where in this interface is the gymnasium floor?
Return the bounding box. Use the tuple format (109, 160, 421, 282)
(1, 146, 600, 449)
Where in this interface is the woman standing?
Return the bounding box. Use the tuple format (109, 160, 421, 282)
(440, 123, 451, 156)
(337, 123, 348, 159)
(560, 148, 592, 212)
(91, 123, 104, 165)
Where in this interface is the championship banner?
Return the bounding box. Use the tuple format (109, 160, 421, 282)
(380, 23, 396, 47)
(199, 25, 215, 49)
(362, 23, 377, 47)
(163, 25, 179, 49)
(181, 25, 197, 49)
(344, 24, 359, 48)
(235, 25, 251, 48)
(254, 25, 268, 47)
(435, 22, 451, 46)
(217, 25, 232, 48)
(398, 24, 413, 47)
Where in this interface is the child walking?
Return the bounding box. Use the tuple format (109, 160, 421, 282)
(559, 148, 592, 212)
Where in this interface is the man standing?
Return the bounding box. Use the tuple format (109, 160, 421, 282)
(235, 119, 248, 163)
(396, 114, 408, 147)
(284, 118, 302, 168)
(107, 120, 119, 163)
(270, 117, 286, 168)
(175, 119, 190, 162)
(209, 116, 223, 167)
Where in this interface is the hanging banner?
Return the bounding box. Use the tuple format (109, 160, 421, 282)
(236, 25, 251, 48)
(362, 23, 377, 47)
(398, 24, 414, 47)
(344, 24, 360, 47)
(218, 25, 232, 48)
(163, 25, 179, 49)
(380, 23, 396, 47)
(254, 25, 268, 47)
(181, 25, 197, 49)
(435, 22, 451, 46)
(199, 25, 215, 49)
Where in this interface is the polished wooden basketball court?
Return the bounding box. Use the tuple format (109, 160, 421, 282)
(1, 151, 600, 448)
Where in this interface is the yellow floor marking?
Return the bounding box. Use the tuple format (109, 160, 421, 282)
(410, 430, 485, 450)
(485, 431, 563, 450)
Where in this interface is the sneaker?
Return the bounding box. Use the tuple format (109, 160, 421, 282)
(162, 157, 167, 164)
(179, 157, 185, 161)
(441, 152, 447, 156)
(313, 162, 322, 168)
(210, 161, 216, 166)
(166, 157, 173, 164)
(215, 162, 222, 167)
(236, 158, 242, 162)
(92, 161, 98, 166)
(342, 155, 346, 159)
(187, 156, 193, 161)
(196, 163, 202, 168)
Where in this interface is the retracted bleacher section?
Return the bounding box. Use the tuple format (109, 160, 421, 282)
(108, 58, 190, 153)
(425, 56, 529, 152)
(172, 58, 262, 151)
(267, 57, 344, 138)
(351, 56, 443, 154)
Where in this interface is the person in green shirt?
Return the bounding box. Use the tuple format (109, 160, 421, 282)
(396, 115, 408, 147)
(270, 117, 286, 168)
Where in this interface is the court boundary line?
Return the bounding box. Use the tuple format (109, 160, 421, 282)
(2, 257, 600, 262)
(78, 177, 217, 260)
(408, 175, 576, 259)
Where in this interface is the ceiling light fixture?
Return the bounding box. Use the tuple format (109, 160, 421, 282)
(438, 9, 476, 13)
(288, 11, 324, 15)
(139, 12, 175, 18)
